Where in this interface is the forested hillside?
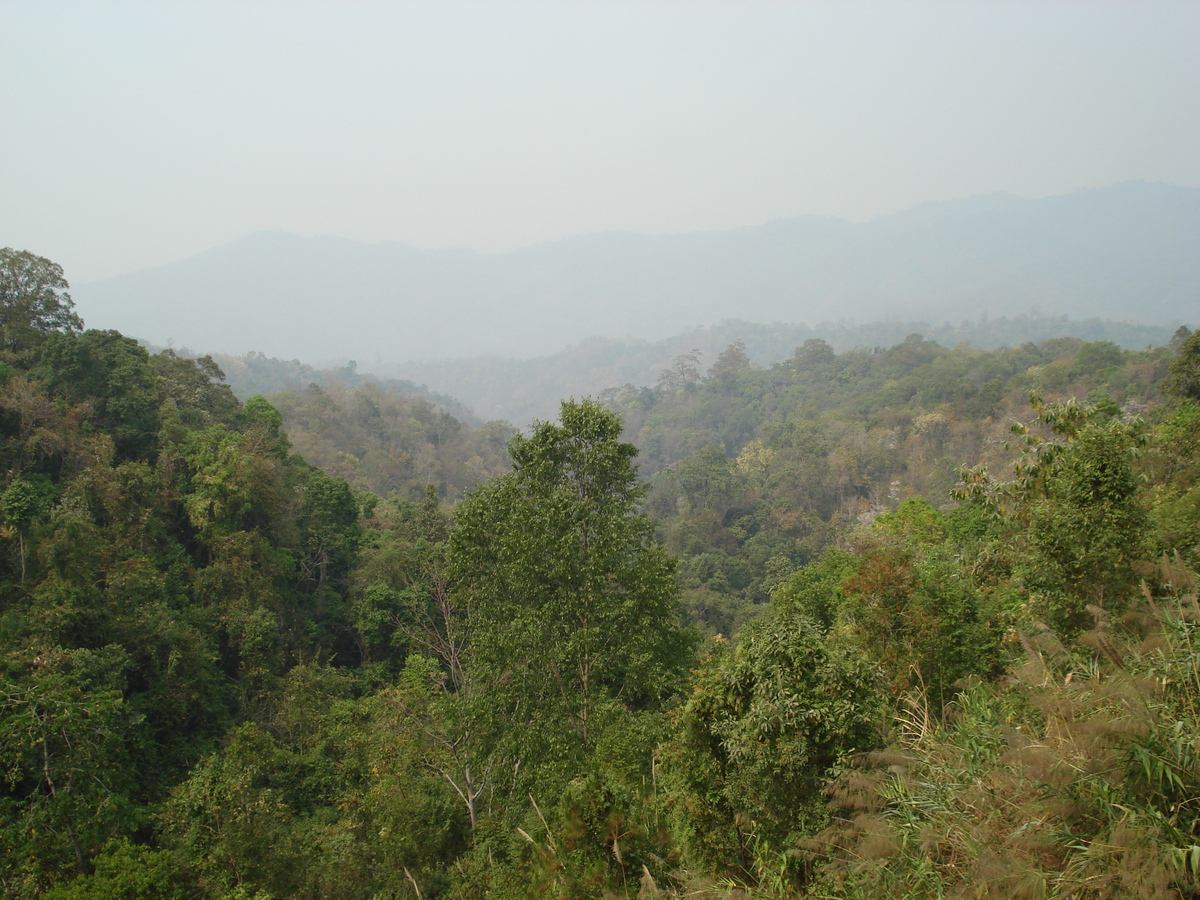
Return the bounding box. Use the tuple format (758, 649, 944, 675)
(4, 248, 1200, 899)
(380, 315, 1176, 425)
(146, 351, 515, 501)
(203, 352, 478, 425)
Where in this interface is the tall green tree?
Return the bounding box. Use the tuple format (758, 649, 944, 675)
(448, 399, 694, 814)
(0, 250, 83, 363)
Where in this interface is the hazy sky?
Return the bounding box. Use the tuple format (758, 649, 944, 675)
(2, 1, 1197, 283)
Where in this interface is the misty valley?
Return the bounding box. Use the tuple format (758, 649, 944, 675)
(2, 244, 1200, 900)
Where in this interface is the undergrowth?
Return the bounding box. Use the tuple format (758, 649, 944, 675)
(800, 556, 1200, 900)
(568, 557, 1200, 900)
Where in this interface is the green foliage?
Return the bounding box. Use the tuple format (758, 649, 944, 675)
(659, 348, 704, 392)
(162, 722, 308, 897)
(181, 425, 288, 543)
(450, 400, 695, 825)
(0, 646, 137, 895)
(1023, 411, 1148, 629)
(504, 757, 675, 900)
(661, 610, 885, 886)
(839, 534, 1005, 705)
(265, 380, 511, 500)
(298, 467, 360, 574)
(159, 663, 467, 900)
(955, 396, 1150, 633)
(873, 496, 946, 547)
(32, 330, 160, 458)
(1, 473, 56, 528)
(151, 350, 240, 431)
(1164, 327, 1200, 401)
(628, 335, 1138, 623)
(349, 493, 453, 675)
(771, 548, 858, 629)
(241, 395, 290, 458)
(1142, 393, 1200, 570)
(3, 251, 1196, 897)
(1071, 339, 1126, 379)
(42, 840, 186, 900)
(0, 249, 83, 362)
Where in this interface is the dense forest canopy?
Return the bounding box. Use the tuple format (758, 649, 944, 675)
(3, 249, 1200, 899)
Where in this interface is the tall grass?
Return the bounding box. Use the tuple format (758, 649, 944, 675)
(804, 557, 1200, 900)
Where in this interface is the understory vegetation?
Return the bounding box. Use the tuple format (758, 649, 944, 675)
(2, 248, 1199, 899)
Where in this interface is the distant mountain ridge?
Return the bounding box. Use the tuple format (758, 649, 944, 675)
(73, 181, 1199, 365)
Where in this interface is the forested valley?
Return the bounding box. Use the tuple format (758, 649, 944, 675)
(3, 247, 1200, 899)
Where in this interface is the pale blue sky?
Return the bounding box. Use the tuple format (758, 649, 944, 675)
(2, 0, 1197, 282)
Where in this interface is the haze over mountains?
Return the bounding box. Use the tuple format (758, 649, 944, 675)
(74, 181, 1198, 368)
